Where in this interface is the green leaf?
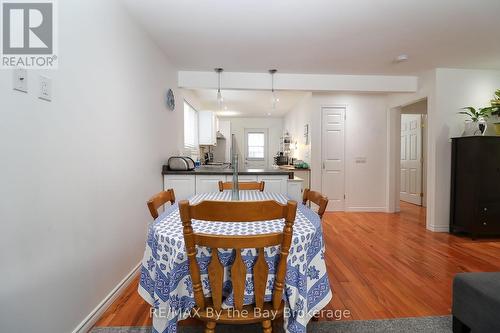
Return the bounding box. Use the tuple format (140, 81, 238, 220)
(461, 107, 477, 113)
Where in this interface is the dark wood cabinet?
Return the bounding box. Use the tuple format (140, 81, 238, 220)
(450, 136, 500, 237)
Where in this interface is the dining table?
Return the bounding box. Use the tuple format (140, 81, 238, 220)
(138, 191, 332, 333)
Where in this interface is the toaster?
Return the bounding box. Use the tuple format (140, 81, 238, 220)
(167, 156, 195, 171)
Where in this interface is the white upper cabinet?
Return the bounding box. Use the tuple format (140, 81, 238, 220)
(198, 111, 217, 145)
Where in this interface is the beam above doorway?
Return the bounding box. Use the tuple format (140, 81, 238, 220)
(178, 71, 418, 93)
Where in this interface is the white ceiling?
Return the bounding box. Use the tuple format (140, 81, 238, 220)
(190, 89, 309, 117)
(123, 0, 500, 75)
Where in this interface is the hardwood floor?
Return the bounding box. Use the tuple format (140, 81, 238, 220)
(94, 202, 500, 327)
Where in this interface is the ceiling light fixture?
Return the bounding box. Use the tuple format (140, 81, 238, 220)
(215, 68, 224, 109)
(394, 54, 409, 63)
(269, 69, 279, 110)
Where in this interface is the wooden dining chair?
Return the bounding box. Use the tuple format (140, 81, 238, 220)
(147, 189, 176, 219)
(179, 199, 297, 333)
(302, 188, 328, 219)
(218, 181, 265, 192)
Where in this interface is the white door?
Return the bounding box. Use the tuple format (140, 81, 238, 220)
(321, 107, 345, 211)
(244, 129, 268, 168)
(400, 114, 422, 205)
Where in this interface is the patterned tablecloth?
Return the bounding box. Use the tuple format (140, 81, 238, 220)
(138, 191, 332, 333)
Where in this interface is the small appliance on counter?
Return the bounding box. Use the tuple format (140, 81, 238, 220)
(274, 153, 289, 166)
(203, 152, 214, 164)
(167, 156, 195, 171)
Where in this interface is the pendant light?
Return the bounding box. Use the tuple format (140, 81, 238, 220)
(215, 68, 224, 109)
(269, 69, 279, 110)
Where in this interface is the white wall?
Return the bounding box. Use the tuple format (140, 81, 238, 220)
(0, 1, 180, 332)
(310, 93, 389, 211)
(284, 93, 312, 163)
(432, 68, 500, 231)
(387, 70, 436, 228)
(387, 69, 500, 232)
(225, 117, 283, 168)
(178, 71, 418, 92)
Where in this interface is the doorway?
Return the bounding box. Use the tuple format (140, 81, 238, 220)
(399, 99, 428, 209)
(321, 107, 346, 211)
(244, 128, 268, 168)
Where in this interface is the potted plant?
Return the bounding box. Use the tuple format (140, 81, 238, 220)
(481, 89, 500, 135)
(459, 106, 490, 135)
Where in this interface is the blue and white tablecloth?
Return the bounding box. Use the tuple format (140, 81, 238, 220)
(138, 191, 332, 333)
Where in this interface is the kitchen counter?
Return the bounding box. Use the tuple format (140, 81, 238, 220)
(162, 165, 294, 178)
(278, 166, 311, 171)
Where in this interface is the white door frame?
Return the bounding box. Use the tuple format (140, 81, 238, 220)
(387, 98, 429, 215)
(320, 105, 347, 211)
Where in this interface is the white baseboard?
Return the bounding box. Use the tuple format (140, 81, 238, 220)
(72, 262, 142, 333)
(427, 224, 449, 232)
(345, 207, 387, 212)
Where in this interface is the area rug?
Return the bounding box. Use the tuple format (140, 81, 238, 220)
(90, 315, 452, 333)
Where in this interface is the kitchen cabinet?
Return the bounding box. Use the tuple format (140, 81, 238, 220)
(199, 111, 217, 145)
(293, 170, 310, 190)
(196, 175, 226, 194)
(287, 178, 304, 202)
(257, 175, 288, 194)
(164, 175, 195, 200)
(228, 175, 258, 182)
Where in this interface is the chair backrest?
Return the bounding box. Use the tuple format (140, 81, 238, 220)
(302, 188, 328, 218)
(147, 189, 176, 219)
(218, 181, 265, 192)
(179, 199, 297, 312)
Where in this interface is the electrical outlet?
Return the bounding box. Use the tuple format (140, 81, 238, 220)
(38, 75, 52, 101)
(13, 68, 28, 93)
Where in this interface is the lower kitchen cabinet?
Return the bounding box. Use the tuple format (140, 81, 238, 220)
(293, 170, 310, 190)
(231, 175, 258, 182)
(257, 175, 288, 194)
(287, 178, 304, 202)
(196, 175, 226, 194)
(163, 173, 290, 199)
(163, 175, 195, 200)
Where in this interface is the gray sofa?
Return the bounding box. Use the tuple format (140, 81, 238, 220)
(452, 272, 500, 333)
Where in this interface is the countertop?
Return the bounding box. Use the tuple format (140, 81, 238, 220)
(278, 166, 311, 171)
(162, 165, 294, 178)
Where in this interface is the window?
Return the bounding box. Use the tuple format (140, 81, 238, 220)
(184, 101, 198, 157)
(247, 132, 265, 159)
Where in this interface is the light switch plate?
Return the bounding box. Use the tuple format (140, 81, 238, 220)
(38, 75, 52, 101)
(13, 68, 28, 93)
